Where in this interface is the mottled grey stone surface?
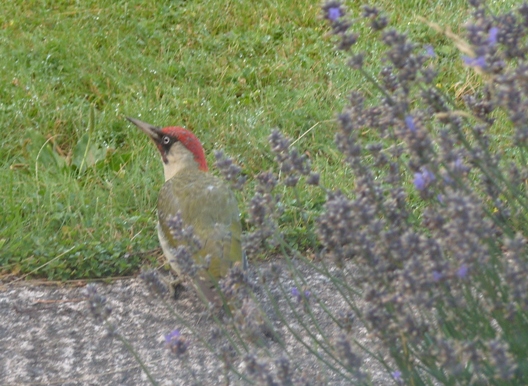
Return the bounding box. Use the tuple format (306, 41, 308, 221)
(1, 262, 390, 385)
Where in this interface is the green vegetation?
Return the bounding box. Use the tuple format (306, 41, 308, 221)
(0, 0, 496, 279)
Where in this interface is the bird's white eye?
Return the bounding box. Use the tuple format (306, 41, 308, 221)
(162, 136, 171, 145)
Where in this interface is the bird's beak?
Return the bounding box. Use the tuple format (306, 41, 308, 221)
(126, 117, 162, 141)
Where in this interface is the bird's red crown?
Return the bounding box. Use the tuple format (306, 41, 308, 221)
(160, 126, 208, 171)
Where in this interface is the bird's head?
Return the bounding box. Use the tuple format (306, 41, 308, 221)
(127, 117, 208, 181)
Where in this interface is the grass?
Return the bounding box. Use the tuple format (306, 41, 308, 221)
(0, 0, 503, 280)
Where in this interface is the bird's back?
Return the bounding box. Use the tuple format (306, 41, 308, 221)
(157, 170, 243, 281)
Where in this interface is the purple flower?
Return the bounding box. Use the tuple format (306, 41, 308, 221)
(413, 167, 435, 191)
(462, 55, 487, 69)
(291, 287, 301, 302)
(488, 27, 498, 46)
(291, 287, 310, 303)
(328, 7, 341, 21)
(414, 172, 425, 191)
(405, 115, 416, 133)
(165, 329, 188, 357)
(457, 264, 469, 279)
(165, 329, 181, 343)
(391, 370, 402, 380)
(424, 45, 436, 58)
(432, 270, 443, 281)
(291, 287, 300, 297)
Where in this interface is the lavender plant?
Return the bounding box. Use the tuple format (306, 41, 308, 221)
(315, 0, 528, 383)
(85, 1, 528, 384)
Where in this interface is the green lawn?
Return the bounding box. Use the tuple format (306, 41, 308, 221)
(0, 0, 486, 280)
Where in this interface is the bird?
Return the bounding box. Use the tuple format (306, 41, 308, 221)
(127, 117, 246, 304)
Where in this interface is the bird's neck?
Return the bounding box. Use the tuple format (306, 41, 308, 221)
(162, 143, 204, 181)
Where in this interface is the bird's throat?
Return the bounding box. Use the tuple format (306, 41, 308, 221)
(162, 143, 201, 181)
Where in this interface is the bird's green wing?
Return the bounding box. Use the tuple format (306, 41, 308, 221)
(157, 171, 243, 279)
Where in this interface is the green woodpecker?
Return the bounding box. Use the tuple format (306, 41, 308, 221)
(127, 117, 246, 303)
